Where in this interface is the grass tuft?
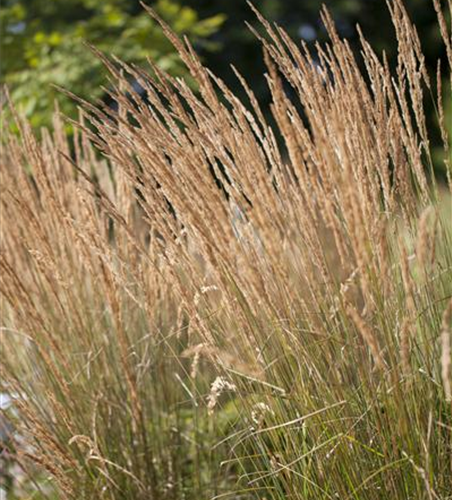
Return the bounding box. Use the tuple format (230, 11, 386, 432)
(1, 1, 452, 498)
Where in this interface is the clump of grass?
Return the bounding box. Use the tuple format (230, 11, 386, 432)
(1, 0, 452, 498)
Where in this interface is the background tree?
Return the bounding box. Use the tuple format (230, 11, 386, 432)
(0, 0, 225, 129)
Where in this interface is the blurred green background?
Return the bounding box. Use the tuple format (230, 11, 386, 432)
(0, 0, 450, 154)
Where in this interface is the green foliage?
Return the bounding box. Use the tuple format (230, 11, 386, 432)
(0, 0, 225, 129)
